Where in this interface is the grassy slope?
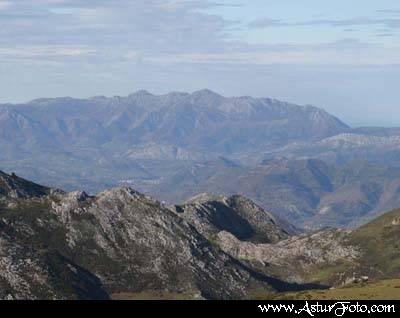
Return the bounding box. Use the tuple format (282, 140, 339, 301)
(348, 208, 400, 279)
(111, 291, 197, 300)
(298, 208, 400, 287)
(265, 279, 400, 300)
(112, 279, 400, 300)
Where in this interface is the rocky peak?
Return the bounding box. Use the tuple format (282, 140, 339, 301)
(1, 177, 298, 300)
(191, 89, 222, 98)
(190, 89, 224, 105)
(0, 170, 50, 199)
(184, 192, 228, 205)
(96, 186, 152, 203)
(129, 89, 154, 98)
(176, 193, 290, 243)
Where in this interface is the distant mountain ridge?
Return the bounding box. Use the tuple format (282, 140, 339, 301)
(141, 157, 400, 230)
(2, 89, 400, 231)
(0, 89, 349, 158)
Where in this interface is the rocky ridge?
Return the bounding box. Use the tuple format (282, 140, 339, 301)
(0, 171, 314, 300)
(1, 170, 400, 299)
(0, 170, 51, 199)
(173, 194, 294, 243)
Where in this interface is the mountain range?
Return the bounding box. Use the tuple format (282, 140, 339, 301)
(0, 89, 348, 157)
(2, 170, 400, 300)
(1, 89, 400, 230)
(0, 171, 318, 300)
(141, 157, 400, 229)
(0, 89, 347, 187)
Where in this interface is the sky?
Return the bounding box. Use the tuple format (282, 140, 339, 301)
(0, 0, 399, 126)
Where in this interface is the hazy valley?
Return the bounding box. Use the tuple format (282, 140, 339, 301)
(2, 90, 400, 230)
(2, 90, 400, 299)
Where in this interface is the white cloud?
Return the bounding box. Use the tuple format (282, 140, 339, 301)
(249, 16, 400, 30)
(0, 0, 12, 10)
(0, 46, 96, 59)
(129, 39, 400, 66)
(1, 0, 398, 66)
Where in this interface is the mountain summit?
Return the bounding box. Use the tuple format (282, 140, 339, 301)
(0, 170, 315, 300)
(0, 90, 349, 193)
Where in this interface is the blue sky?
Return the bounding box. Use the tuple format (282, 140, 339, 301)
(0, 0, 399, 126)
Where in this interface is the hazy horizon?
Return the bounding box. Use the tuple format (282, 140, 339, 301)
(1, 0, 399, 126)
(1, 87, 397, 128)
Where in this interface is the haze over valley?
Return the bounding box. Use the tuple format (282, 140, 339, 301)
(1, 90, 400, 230)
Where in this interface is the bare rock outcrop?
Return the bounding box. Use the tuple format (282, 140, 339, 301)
(173, 194, 291, 244)
(216, 229, 360, 283)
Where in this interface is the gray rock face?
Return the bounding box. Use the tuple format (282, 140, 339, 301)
(0, 171, 51, 199)
(0, 171, 303, 300)
(216, 229, 359, 283)
(0, 224, 109, 300)
(173, 194, 292, 243)
(53, 187, 273, 299)
(3, 170, 399, 299)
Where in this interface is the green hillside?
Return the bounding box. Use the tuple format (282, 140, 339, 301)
(265, 279, 400, 300)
